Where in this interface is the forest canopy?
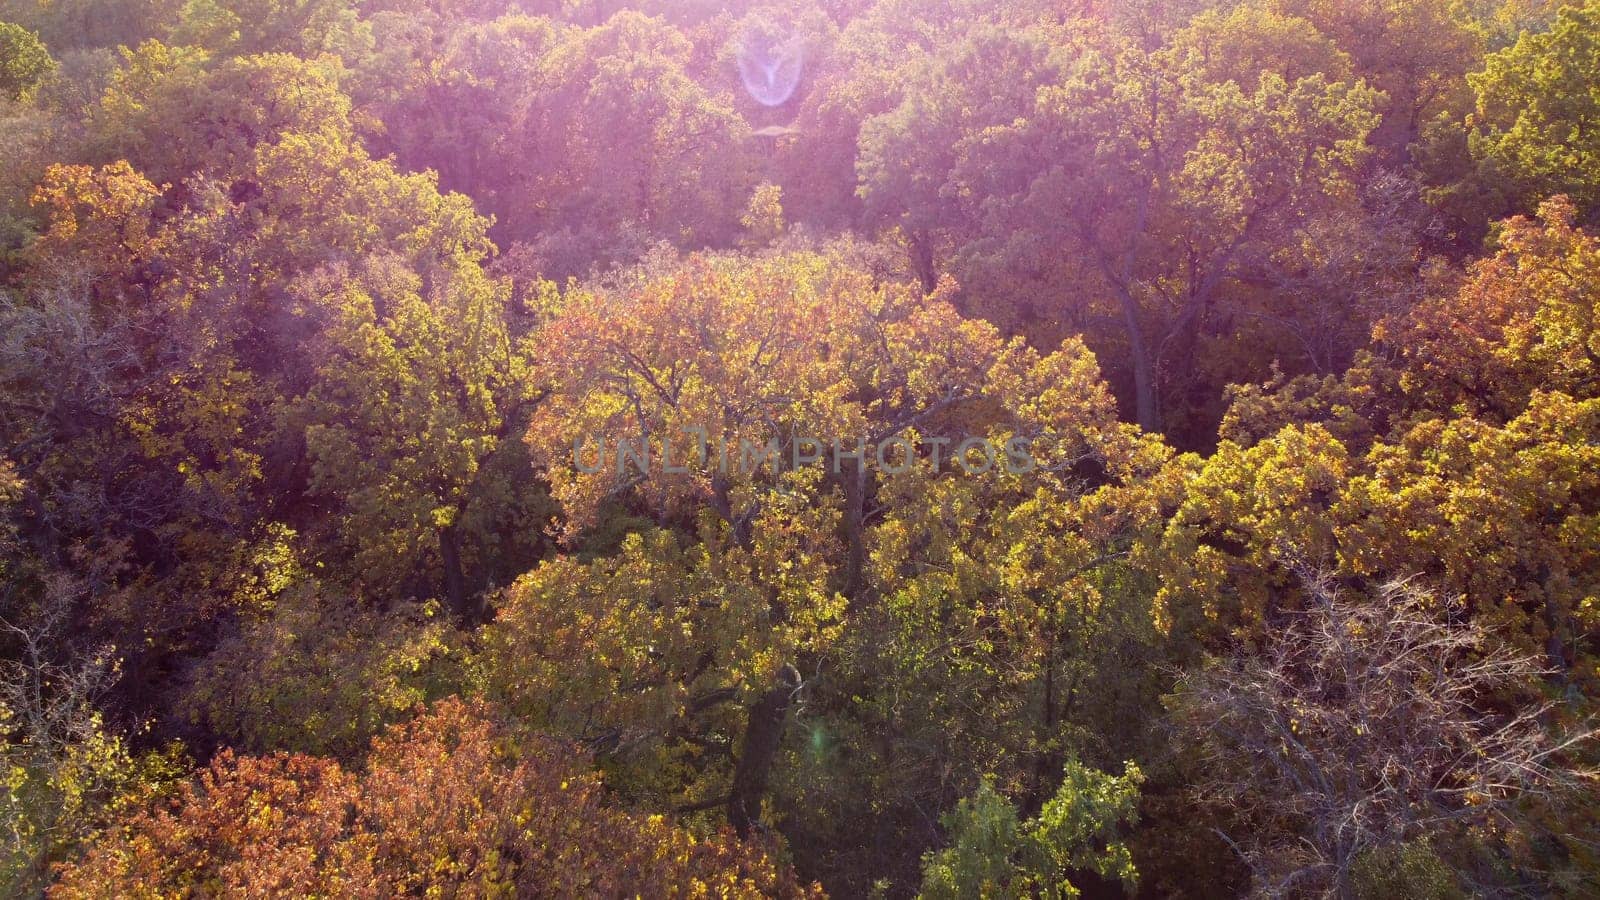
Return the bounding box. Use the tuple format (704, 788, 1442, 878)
(2, 0, 1599, 897)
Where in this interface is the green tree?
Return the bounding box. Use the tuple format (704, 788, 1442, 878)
(920, 761, 1143, 899)
(0, 22, 55, 101)
(356, 11, 758, 274)
(92, 45, 351, 187)
(1273, 0, 1483, 163)
(0, 0, 180, 51)
(1168, 2, 1351, 90)
(181, 576, 466, 759)
(1468, 0, 1600, 223)
(292, 250, 536, 619)
(856, 21, 1077, 293)
(165, 0, 367, 56)
(861, 25, 1382, 436)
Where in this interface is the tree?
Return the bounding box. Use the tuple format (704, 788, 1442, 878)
(1467, 0, 1600, 224)
(0, 99, 60, 257)
(779, 332, 1179, 889)
(181, 576, 466, 759)
(500, 252, 891, 817)
(1156, 391, 1600, 690)
(0, 23, 55, 102)
(356, 10, 758, 273)
(164, 0, 367, 56)
(4, 80, 538, 741)
(91, 46, 356, 189)
(1038, 54, 1379, 437)
(0, 579, 181, 896)
(51, 699, 823, 897)
(0, 0, 180, 51)
(291, 251, 536, 619)
(346, 11, 561, 225)
(1273, 0, 1483, 163)
(509, 244, 1190, 886)
(1168, 2, 1352, 91)
(740, 182, 785, 247)
(1374, 196, 1600, 422)
(1182, 198, 1600, 675)
(856, 21, 1079, 293)
(1, 162, 197, 649)
(1173, 574, 1596, 897)
(859, 23, 1382, 437)
(1209, 194, 1600, 454)
(919, 760, 1142, 899)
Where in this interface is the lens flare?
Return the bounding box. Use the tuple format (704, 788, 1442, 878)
(737, 29, 805, 107)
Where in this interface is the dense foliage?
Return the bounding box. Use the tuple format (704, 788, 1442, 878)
(2, 0, 1598, 897)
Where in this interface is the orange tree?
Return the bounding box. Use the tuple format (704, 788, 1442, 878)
(51, 698, 821, 897)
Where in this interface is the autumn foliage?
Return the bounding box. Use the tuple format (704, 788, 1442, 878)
(4, 0, 1600, 897)
(51, 699, 820, 898)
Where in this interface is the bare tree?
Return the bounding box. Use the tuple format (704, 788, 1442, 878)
(1174, 573, 1598, 898)
(0, 578, 129, 895)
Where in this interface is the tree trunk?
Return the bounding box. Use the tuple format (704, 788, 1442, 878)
(1028, 637, 1057, 813)
(727, 664, 803, 838)
(908, 230, 938, 295)
(1096, 178, 1162, 434)
(1116, 282, 1162, 433)
(439, 524, 470, 622)
(839, 456, 868, 600)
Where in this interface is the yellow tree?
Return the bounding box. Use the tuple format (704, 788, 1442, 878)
(1464, 0, 1600, 224)
(4, 88, 539, 725)
(92, 46, 352, 188)
(501, 251, 935, 824)
(1153, 200, 1600, 681)
(504, 249, 1181, 886)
